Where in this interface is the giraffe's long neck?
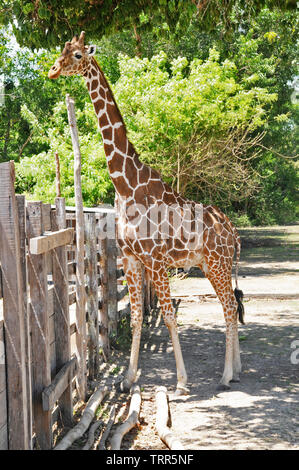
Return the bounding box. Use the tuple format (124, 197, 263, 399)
(85, 58, 141, 198)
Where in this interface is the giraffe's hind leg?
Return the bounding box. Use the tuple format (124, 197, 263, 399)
(207, 267, 241, 390)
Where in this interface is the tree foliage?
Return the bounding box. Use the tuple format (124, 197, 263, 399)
(0, 3, 298, 225)
(0, 0, 296, 49)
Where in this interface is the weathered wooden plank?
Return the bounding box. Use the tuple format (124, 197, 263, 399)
(0, 161, 30, 450)
(42, 357, 77, 412)
(64, 205, 115, 215)
(117, 285, 129, 301)
(66, 94, 87, 401)
(98, 213, 110, 360)
(0, 323, 6, 393)
(49, 314, 55, 345)
(107, 212, 118, 337)
(47, 285, 54, 317)
(69, 289, 76, 306)
(27, 201, 52, 450)
(47, 285, 77, 311)
(70, 323, 77, 336)
(67, 257, 89, 276)
(51, 198, 73, 426)
(42, 204, 52, 231)
(0, 266, 2, 299)
(0, 326, 7, 449)
(55, 152, 61, 198)
(0, 389, 7, 429)
(85, 213, 99, 380)
(29, 227, 74, 255)
(42, 204, 53, 277)
(16, 195, 33, 449)
(50, 342, 56, 379)
(0, 423, 8, 450)
(68, 260, 76, 276)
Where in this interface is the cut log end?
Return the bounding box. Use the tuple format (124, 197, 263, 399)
(110, 384, 141, 450)
(155, 386, 184, 451)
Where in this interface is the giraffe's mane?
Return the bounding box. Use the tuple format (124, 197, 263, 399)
(91, 57, 128, 134)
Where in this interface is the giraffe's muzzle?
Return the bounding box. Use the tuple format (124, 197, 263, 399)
(48, 64, 62, 79)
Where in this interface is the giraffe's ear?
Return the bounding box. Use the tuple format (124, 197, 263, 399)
(86, 45, 96, 56)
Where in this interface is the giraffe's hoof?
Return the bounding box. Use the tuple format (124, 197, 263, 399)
(217, 383, 231, 391)
(175, 385, 189, 396)
(230, 377, 240, 383)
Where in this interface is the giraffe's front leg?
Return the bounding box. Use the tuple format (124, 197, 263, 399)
(119, 255, 143, 392)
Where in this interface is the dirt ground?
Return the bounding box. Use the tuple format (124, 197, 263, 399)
(67, 225, 299, 450)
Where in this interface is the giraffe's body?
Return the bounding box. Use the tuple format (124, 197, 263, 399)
(49, 32, 245, 394)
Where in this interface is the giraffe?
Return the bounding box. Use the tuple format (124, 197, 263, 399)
(48, 31, 245, 395)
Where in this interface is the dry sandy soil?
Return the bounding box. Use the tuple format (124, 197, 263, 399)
(63, 225, 299, 450)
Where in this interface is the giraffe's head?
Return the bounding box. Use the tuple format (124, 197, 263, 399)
(48, 31, 96, 79)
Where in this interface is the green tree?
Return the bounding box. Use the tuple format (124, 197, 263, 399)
(0, 1, 296, 49)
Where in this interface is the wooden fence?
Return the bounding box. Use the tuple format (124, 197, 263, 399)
(0, 161, 154, 450)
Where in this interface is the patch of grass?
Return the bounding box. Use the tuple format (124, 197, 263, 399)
(96, 404, 109, 419)
(110, 366, 121, 376)
(239, 335, 248, 341)
(111, 315, 132, 351)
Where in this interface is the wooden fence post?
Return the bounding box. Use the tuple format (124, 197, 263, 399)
(27, 201, 52, 449)
(66, 94, 87, 401)
(85, 213, 99, 380)
(98, 213, 110, 360)
(107, 212, 118, 338)
(16, 195, 33, 449)
(55, 151, 61, 198)
(0, 161, 30, 450)
(51, 198, 73, 426)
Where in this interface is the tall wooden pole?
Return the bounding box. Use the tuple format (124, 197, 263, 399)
(55, 151, 61, 198)
(85, 213, 99, 380)
(51, 197, 73, 425)
(27, 201, 52, 449)
(66, 94, 87, 401)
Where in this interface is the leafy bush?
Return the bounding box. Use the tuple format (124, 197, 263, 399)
(248, 154, 299, 225)
(231, 213, 252, 228)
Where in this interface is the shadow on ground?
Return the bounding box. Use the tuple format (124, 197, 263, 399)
(118, 300, 299, 449)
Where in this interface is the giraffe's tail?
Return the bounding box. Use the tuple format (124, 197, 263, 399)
(233, 228, 245, 325)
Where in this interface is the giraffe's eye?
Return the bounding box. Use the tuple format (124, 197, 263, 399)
(74, 52, 82, 60)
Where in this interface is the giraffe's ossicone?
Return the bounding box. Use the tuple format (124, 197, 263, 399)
(49, 32, 245, 394)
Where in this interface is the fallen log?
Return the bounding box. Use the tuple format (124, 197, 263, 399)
(54, 386, 108, 450)
(98, 405, 116, 450)
(82, 420, 103, 450)
(155, 386, 184, 450)
(110, 385, 141, 450)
